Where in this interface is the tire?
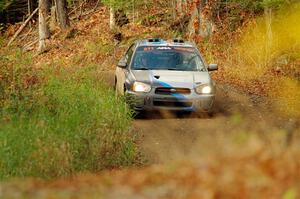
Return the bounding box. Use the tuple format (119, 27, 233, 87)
(133, 110, 144, 119)
(204, 110, 214, 118)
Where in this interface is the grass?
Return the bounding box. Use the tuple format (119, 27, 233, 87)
(85, 38, 114, 61)
(0, 50, 140, 180)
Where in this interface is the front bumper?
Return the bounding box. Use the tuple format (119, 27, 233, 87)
(126, 89, 215, 112)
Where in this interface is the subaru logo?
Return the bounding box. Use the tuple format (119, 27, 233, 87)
(170, 88, 176, 92)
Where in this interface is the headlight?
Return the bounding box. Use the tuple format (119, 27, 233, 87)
(195, 84, 213, 94)
(132, 82, 151, 93)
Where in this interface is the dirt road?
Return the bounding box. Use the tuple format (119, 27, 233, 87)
(134, 84, 296, 164)
(1, 75, 299, 199)
(101, 70, 297, 164)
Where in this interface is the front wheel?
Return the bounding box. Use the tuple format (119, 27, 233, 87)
(201, 109, 214, 118)
(133, 110, 145, 119)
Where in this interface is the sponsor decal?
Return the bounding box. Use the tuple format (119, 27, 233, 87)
(174, 47, 195, 52)
(143, 47, 155, 51)
(157, 47, 172, 50)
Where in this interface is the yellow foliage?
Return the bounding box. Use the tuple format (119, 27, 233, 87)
(229, 3, 300, 80)
(220, 3, 300, 119)
(270, 77, 300, 119)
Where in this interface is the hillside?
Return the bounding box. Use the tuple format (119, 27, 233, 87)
(1, 1, 300, 198)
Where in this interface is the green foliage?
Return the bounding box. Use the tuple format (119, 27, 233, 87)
(0, 0, 12, 12)
(209, 0, 265, 31)
(261, 0, 285, 8)
(283, 188, 297, 199)
(0, 0, 5, 11)
(66, 0, 74, 6)
(101, 0, 129, 9)
(226, 0, 264, 12)
(223, 0, 287, 10)
(0, 51, 140, 180)
(85, 39, 114, 56)
(102, 0, 144, 11)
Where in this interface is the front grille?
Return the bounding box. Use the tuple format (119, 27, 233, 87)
(153, 101, 192, 107)
(155, 87, 191, 95)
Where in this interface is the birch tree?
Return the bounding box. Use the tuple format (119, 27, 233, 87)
(261, 0, 284, 65)
(109, 6, 116, 29)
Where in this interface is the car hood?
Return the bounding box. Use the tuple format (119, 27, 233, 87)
(130, 70, 211, 88)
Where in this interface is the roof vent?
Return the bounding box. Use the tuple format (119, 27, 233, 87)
(173, 39, 184, 43)
(148, 38, 162, 43)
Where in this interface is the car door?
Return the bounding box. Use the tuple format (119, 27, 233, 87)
(116, 44, 135, 95)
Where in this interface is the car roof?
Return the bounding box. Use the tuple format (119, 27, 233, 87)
(135, 39, 196, 48)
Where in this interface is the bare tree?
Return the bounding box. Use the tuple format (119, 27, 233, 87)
(55, 0, 69, 30)
(262, 7, 273, 69)
(38, 0, 50, 53)
(27, 0, 33, 27)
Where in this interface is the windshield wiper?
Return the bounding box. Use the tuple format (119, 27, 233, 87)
(167, 68, 178, 70)
(135, 67, 149, 70)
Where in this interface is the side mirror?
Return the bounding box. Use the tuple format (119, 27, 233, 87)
(208, 64, 218, 71)
(117, 60, 127, 68)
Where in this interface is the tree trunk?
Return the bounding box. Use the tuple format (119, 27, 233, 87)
(28, 0, 33, 27)
(38, 0, 50, 53)
(55, 0, 69, 30)
(109, 7, 116, 30)
(265, 8, 273, 47)
(197, 0, 202, 35)
(172, 0, 176, 20)
(264, 7, 273, 66)
(50, 5, 57, 31)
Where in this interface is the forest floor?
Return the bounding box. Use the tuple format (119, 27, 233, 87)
(1, 5, 300, 199)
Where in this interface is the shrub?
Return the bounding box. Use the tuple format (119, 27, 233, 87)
(0, 52, 140, 180)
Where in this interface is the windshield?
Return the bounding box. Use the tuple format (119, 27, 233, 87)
(131, 46, 206, 71)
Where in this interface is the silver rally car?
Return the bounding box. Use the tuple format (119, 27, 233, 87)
(114, 38, 218, 113)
